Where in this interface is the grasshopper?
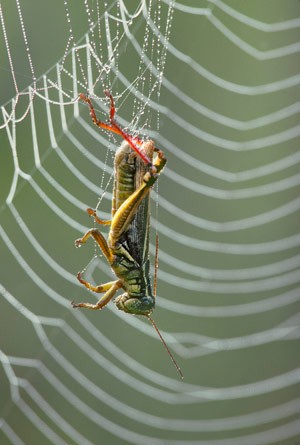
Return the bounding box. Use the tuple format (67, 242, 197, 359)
(72, 91, 183, 378)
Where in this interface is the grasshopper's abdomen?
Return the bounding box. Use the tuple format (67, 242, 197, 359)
(112, 142, 136, 215)
(113, 140, 155, 215)
(111, 140, 156, 315)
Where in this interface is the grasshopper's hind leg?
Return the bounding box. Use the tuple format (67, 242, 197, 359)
(72, 278, 122, 310)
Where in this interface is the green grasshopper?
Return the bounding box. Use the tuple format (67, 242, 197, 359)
(72, 91, 183, 378)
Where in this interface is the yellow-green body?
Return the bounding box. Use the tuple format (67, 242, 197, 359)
(72, 140, 166, 315)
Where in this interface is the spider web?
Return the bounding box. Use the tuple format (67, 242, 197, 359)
(1, 1, 300, 444)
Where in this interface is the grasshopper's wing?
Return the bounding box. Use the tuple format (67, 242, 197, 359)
(124, 142, 154, 267)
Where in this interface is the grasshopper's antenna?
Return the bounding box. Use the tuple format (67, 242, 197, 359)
(153, 234, 159, 298)
(147, 315, 184, 379)
(151, 234, 183, 379)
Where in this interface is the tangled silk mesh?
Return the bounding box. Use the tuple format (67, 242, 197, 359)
(1, 1, 300, 444)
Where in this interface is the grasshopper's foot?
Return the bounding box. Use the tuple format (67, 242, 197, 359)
(86, 207, 96, 217)
(71, 300, 104, 310)
(75, 238, 83, 248)
(76, 271, 86, 285)
(71, 300, 83, 309)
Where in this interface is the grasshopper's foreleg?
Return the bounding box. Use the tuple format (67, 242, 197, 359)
(153, 147, 167, 175)
(86, 208, 111, 226)
(72, 278, 122, 310)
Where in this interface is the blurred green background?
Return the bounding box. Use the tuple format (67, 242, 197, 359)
(1, 1, 300, 444)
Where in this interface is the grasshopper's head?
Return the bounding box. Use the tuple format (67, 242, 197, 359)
(114, 293, 155, 315)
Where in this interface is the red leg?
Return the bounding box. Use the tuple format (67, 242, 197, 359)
(79, 93, 123, 137)
(79, 92, 153, 166)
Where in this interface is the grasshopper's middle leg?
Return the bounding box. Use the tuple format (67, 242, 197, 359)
(75, 228, 113, 264)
